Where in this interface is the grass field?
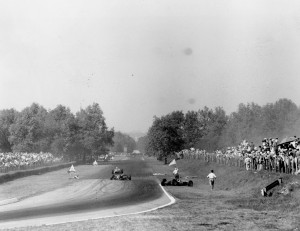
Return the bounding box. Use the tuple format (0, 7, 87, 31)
(1, 157, 300, 231)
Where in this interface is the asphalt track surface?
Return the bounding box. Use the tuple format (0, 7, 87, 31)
(0, 157, 172, 229)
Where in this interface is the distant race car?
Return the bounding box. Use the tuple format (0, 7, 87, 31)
(110, 174, 131, 180)
(161, 178, 193, 187)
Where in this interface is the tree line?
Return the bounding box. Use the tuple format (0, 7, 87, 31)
(140, 98, 300, 158)
(110, 131, 136, 153)
(0, 103, 114, 162)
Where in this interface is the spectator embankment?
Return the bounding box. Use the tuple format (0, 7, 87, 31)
(0, 162, 76, 184)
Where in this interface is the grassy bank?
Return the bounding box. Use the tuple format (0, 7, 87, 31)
(0, 162, 76, 184)
(4, 157, 300, 231)
(154, 158, 300, 212)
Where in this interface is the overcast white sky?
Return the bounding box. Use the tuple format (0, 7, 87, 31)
(1, 0, 300, 133)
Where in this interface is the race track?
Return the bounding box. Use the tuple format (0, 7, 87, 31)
(0, 157, 174, 229)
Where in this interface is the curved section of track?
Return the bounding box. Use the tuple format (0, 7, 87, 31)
(0, 157, 174, 229)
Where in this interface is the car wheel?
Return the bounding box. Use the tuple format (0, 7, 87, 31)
(172, 179, 178, 186)
(188, 180, 193, 187)
(161, 179, 167, 186)
(129, 175, 131, 180)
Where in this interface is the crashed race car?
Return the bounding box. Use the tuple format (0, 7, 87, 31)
(110, 173, 131, 180)
(161, 178, 193, 187)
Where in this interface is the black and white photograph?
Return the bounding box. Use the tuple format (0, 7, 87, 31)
(1, 0, 300, 230)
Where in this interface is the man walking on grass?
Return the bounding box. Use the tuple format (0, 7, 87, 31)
(207, 170, 217, 190)
(173, 167, 179, 181)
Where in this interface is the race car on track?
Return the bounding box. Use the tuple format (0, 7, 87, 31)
(110, 174, 131, 180)
(110, 166, 131, 180)
(112, 167, 123, 175)
(161, 178, 193, 187)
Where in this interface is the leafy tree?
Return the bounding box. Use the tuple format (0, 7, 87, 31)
(0, 109, 18, 152)
(196, 107, 227, 151)
(254, 99, 299, 141)
(197, 106, 214, 136)
(217, 98, 300, 148)
(75, 103, 114, 162)
(136, 135, 148, 153)
(233, 103, 262, 143)
(9, 103, 49, 152)
(146, 111, 185, 158)
(183, 111, 203, 149)
(63, 115, 84, 161)
(273, 98, 299, 136)
(111, 131, 136, 153)
(46, 105, 74, 156)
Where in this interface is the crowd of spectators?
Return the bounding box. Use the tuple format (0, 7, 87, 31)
(176, 136, 300, 175)
(176, 148, 206, 160)
(214, 137, 300, 174)
(0, 152, 63, 173)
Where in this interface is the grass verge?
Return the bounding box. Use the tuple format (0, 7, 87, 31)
(2, 157, 300, 231)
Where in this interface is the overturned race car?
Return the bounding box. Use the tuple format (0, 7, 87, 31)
(161, 178, 193, 187)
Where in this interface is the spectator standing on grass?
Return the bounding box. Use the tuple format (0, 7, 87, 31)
(265, 151, 270, 170)
(257, 153, 263, 171)
(207, 170, 217, 190)
(173, 167, 179, 181)
(244, 155, 251, 171)
(279, 153, 285, 173)
(285, 154, 290, 174)
(296, 148, 300, 173)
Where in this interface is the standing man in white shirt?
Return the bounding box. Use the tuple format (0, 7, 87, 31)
(207, 170, 217, 190)
(173, 167, 179, 181)
(244, 155, 251, 171)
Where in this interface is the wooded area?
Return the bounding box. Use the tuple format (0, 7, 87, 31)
(110, 131, 136, 153)
(141, 98, 300, 158)
(0, 103, 114, 162)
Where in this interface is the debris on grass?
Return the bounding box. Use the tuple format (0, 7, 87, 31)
(279, 181, 300, 195)
(153, 173, 166, 176)
(184, 176, 198, 179)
